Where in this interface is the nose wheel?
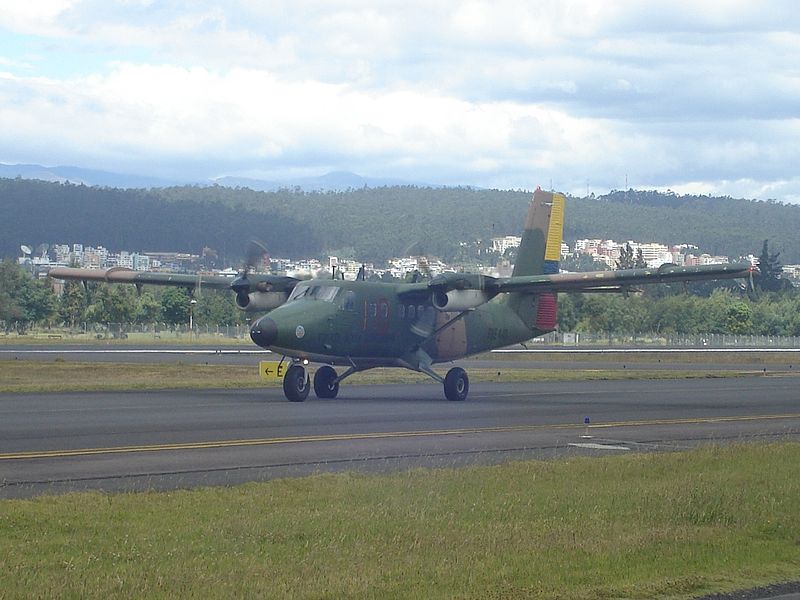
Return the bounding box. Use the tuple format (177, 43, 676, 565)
(283, 364, 310, 402)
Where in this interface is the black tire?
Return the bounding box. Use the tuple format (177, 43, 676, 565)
(444, 367, 469, 401)
(283, 364, 310, 402)
(313, 365, 339, 399)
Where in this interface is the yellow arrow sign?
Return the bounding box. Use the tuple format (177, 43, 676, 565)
(259, 361, 286, 381)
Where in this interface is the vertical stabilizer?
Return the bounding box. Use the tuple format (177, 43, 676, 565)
(509, 188, 565, 331)
(512, 188, 565, 277)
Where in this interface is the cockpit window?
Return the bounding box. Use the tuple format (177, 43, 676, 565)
(288, 284, 341, 303)
(288, 284, 310, 301)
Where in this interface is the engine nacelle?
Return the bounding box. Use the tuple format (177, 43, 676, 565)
(235, 291, 289, 312)
(432, 289, 490, 311)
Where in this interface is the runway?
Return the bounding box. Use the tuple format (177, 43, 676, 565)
(2, 376, 799, 498)
(2, 344, 799, 372)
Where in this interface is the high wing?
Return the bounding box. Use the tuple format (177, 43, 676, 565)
(47, 266, 300, 312)
(491, 262, 754, 295)
(47, 266, 234, 289)
(420, 263, 753, 312)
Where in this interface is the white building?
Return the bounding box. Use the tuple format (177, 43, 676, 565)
(490, 235, 521, 254)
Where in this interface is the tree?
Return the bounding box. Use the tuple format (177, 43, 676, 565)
(755, 239, 788, 292)
(58, 281, 88, 327)
(135, 291, 162, 324)
(562, 253, 609, 272)
(85, 284, 138, 325)
(192, 290, 241, 326)
(0, 260, 57, 332)
(161, 287, 191, 326)
(557, 294, 578, 331)
(725, 301, 753, 334)
(616, 243, 634, 270)
(634, 247, 647, 268)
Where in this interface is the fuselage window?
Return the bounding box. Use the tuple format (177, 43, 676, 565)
(398, 304, 406, 319)
(380, 303, 389, 318)
(417, 305, 425, 317)
(342, 291, 356, 311)
(369, 302, 377, 317)
(408, 305, 416, 319)
(315, 285, 340, 303)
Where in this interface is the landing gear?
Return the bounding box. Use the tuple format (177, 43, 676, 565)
(313, 365, 339, 399)
(283, 364, 310, 402)
(444, 367, 469, 401)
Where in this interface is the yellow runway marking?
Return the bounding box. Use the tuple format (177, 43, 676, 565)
(2, 413, 800, 461)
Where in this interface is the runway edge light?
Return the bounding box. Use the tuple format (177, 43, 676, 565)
(582, 416, 592, 439)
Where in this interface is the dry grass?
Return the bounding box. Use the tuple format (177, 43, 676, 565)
(0, 360, 761, 393)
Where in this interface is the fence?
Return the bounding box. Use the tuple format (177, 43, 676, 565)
(1, 322, 251, 342)
(532, 331, 800, 348)
(4, 322, 800, 348)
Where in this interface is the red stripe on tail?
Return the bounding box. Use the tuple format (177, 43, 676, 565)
(535, 293, 557, 330)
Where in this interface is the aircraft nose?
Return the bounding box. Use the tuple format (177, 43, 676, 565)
(250, 316, 278, 347)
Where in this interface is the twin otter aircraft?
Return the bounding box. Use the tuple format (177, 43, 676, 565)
(50, 189, 752, 402)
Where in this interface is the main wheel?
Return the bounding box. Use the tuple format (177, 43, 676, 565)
(444, 367, 469, 401)
(283, 364, 310, 402)
(313, 365, 339, 399)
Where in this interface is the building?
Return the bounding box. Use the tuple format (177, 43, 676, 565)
(490, 235, 521, 255)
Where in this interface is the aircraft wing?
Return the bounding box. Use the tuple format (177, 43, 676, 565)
(492, 263, 754, 294)
(47, 266, 235, 290)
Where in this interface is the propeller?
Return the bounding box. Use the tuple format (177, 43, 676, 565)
(747, 264, 758, 293)
(231, 240, 269, 303)
(403, 240, 432, 282)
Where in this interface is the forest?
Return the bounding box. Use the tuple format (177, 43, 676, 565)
(2, 260, 799, 337)
(2, 178, 800, 264)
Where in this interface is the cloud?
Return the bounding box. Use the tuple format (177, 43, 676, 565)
(0, 1, 799, 201)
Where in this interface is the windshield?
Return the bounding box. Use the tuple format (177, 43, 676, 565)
(288, 284, 341, 303)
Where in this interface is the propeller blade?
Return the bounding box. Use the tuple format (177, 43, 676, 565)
(244, 240, 269, 274)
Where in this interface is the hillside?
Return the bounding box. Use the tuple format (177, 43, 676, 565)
(2, 178, 799, 264)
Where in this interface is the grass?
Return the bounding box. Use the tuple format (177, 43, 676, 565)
(1, 443, 799, 599)
(0, 359, 766, 393)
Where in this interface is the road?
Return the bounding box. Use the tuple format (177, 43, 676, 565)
(2, 375, 799, 499)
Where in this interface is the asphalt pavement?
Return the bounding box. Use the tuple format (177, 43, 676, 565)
(2, 375, 799, 498)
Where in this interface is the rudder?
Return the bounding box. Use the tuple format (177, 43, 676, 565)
(509, 188, 565, 331)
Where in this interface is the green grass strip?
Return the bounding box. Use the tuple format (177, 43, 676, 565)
(1, 443, 799, 599)
(0, 360, 764, 393)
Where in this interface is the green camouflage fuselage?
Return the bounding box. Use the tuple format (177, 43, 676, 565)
(253, 279, 547, 367)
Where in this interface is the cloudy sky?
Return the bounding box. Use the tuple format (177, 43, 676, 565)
(1, 1, 799, 200)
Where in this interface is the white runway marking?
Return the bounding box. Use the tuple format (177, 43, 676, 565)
(569, 442, 630, 451)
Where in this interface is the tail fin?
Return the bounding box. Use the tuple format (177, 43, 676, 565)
(509, 188, 565, 331)
(512, 188, 565, 277)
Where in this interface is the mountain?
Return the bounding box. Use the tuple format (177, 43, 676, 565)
(0, 163, 182, 188)
(213, 170, 432, 191)
(0, 163, 430, 192)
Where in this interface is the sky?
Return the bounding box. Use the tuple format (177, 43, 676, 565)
(1, 1, 799, 201)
